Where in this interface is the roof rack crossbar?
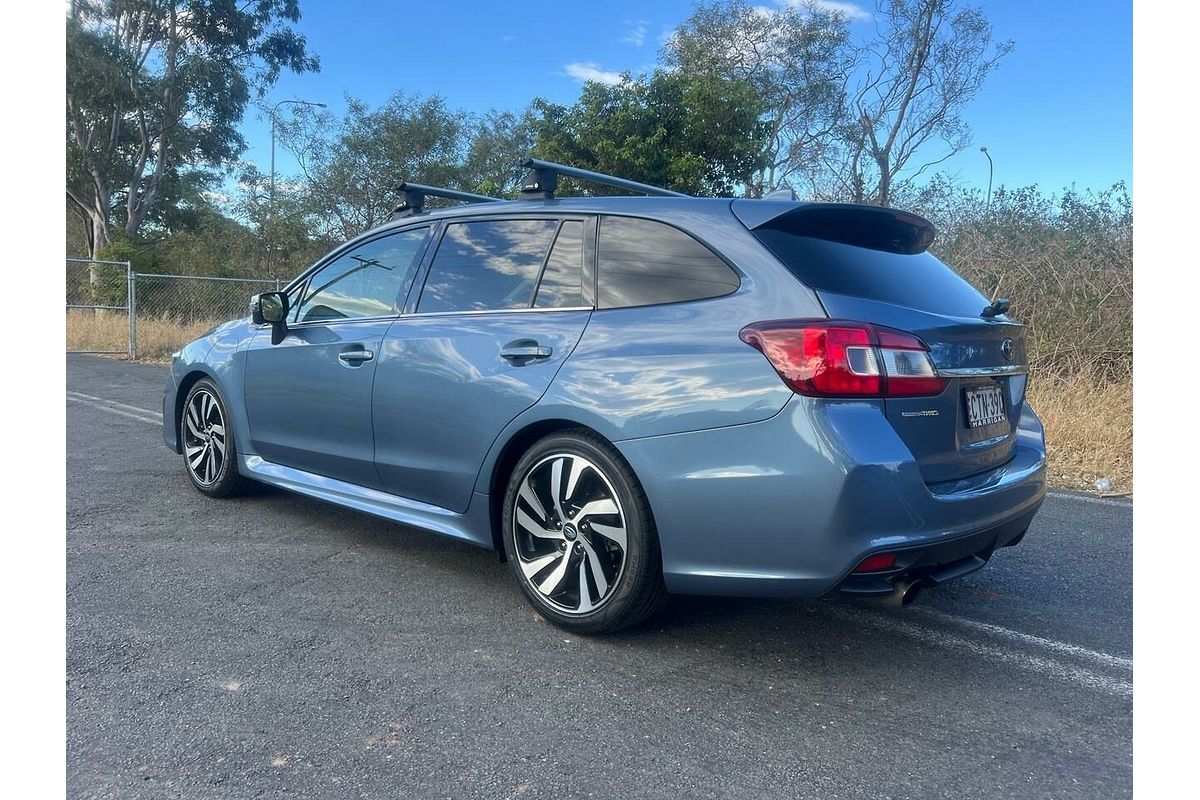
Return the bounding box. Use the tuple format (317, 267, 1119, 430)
(389, 181, 503, 220)
(519, 158, 690, 200)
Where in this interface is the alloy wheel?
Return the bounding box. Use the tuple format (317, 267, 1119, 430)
(512, 453, 628, 615)
(183, 389, 227, 486)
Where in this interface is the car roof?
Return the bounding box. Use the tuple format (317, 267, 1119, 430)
(372, 195, 884, 235)
(377, 195, 736, 227)
(343, 194, 923, 261)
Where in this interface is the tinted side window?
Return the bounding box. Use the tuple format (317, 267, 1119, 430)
(295, 227, 429, 323)
(418, 219, 559, 313)
(597, 216, 739, 308)
(534, 221, 587, 308)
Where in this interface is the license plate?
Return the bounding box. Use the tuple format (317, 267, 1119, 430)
(965, 384, 1006, 428)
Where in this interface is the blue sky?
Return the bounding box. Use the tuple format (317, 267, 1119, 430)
(241, 0, 1132, 195)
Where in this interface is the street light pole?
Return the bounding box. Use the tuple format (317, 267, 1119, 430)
(268, 98, 326, 272)
(980, 146, 994, 205)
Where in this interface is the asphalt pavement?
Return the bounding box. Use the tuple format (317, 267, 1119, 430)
(66, 354, 1132, 799)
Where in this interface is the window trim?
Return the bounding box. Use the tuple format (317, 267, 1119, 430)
(398, 305, 594, 319)
(593, 213, 743, 311)
(285, 224, 435, 328)
(531, 218, 593, 310)
(529, 220, 565, 308)
(406, 213, 598, 317)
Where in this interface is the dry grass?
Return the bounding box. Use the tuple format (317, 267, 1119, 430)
(67, 310, 1132, 493)
(1027, 372, 1132, 494)
(67, 309, 220, 361)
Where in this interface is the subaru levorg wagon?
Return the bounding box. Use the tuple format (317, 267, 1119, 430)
(163, 159, 1046, 633)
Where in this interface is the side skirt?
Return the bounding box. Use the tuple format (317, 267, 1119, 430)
(239, 455, 495, 550)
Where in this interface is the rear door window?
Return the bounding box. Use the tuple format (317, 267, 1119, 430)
(417, 219, 559, 313)
(597, 216, 739, 308)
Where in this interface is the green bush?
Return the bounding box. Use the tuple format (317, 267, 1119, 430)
(96, 232, 162, 274)
(914, 183, 1132, 380)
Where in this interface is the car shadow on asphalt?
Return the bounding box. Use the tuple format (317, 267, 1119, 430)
(239, 479, 935, 644)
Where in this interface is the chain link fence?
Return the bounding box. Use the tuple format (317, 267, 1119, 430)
(67, 259, 283, 360)
(132, 273, 280, 360)
(67, 258, 133, 356)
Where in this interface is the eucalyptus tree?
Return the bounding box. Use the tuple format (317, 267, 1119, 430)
(278, 94, 472, 241)
(665, 0, 854, 195)
(529, 70, 770, 197)
(66, 0, 318, 257)
(666, 0, 1011, 205)
(837, 0, 1013, 205)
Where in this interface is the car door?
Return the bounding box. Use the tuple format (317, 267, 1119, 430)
(243, 225, 432, 489)
(372, 216, 595, 512)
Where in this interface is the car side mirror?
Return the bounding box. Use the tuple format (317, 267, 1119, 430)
(251, 291, 289, 344)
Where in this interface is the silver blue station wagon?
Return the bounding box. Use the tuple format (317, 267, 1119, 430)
(163, 159, 1047, 633)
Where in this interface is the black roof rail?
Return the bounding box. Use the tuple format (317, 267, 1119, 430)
(519, 158, 690, 201)
(388, 181, 503, 220)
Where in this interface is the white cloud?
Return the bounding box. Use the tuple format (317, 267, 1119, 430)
(622, 20, 648, 47)
(563, 62, 625, 86)
(785, 0, 873, 22)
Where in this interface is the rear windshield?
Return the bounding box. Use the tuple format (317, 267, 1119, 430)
(752, 230, 989, 317)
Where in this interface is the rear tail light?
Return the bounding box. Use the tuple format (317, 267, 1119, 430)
(739, 320, 947, 398)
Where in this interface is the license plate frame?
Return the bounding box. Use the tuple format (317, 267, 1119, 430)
(965, 384, 1006, 428)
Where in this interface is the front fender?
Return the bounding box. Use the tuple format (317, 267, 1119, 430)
(163, 318, 257, 456)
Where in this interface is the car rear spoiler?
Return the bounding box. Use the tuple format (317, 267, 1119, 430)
(731, 199, 937, 255)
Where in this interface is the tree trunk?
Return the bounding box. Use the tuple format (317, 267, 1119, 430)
(67, 185, 111, 260)
(87, 205, 109, 316)
(90, 212, 110, 258)
(875, 154, 891, 207)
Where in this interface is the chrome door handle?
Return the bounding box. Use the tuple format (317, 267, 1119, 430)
(338, 349, 374, 364)
(500, 341, 552, 361)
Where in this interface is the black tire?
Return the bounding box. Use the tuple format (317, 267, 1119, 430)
(502, 429, 668, 634)
(181, 378, 248, 498)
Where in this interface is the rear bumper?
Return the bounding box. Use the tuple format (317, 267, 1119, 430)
(614, 394, 1046, 599)
(833, 504, 1036, 597)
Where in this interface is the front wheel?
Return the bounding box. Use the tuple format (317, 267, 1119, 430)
(181, 379, 247, 498)
(501, 430, 667, 634)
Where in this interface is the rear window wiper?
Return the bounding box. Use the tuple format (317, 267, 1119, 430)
(981, 298, 1010, 318)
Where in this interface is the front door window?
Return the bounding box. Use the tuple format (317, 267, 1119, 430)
(295, 227, 430, 323)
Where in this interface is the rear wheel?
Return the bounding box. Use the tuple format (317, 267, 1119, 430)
(502, 430, 667, 633)
(181, 379, 247, 497)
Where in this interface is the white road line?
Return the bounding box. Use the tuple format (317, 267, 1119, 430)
(1047, 490, 1132, 508)
(67, 395, 161, 425)
(832, 607, 1132, 697)
(908, 607, 1133, 671)
(67, 391, 163, 420)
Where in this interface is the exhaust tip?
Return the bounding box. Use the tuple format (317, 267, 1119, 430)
(885, 578, 927, 607)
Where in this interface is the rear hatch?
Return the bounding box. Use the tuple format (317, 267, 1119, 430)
(734, 201, 1027, 484)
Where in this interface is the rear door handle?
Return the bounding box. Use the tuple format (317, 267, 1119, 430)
(500, 340, 553, 362)
(338, 348, 375, 365)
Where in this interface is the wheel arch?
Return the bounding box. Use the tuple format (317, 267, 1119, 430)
(485, 418, 616, 560)
(171, 367, 221, 454)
